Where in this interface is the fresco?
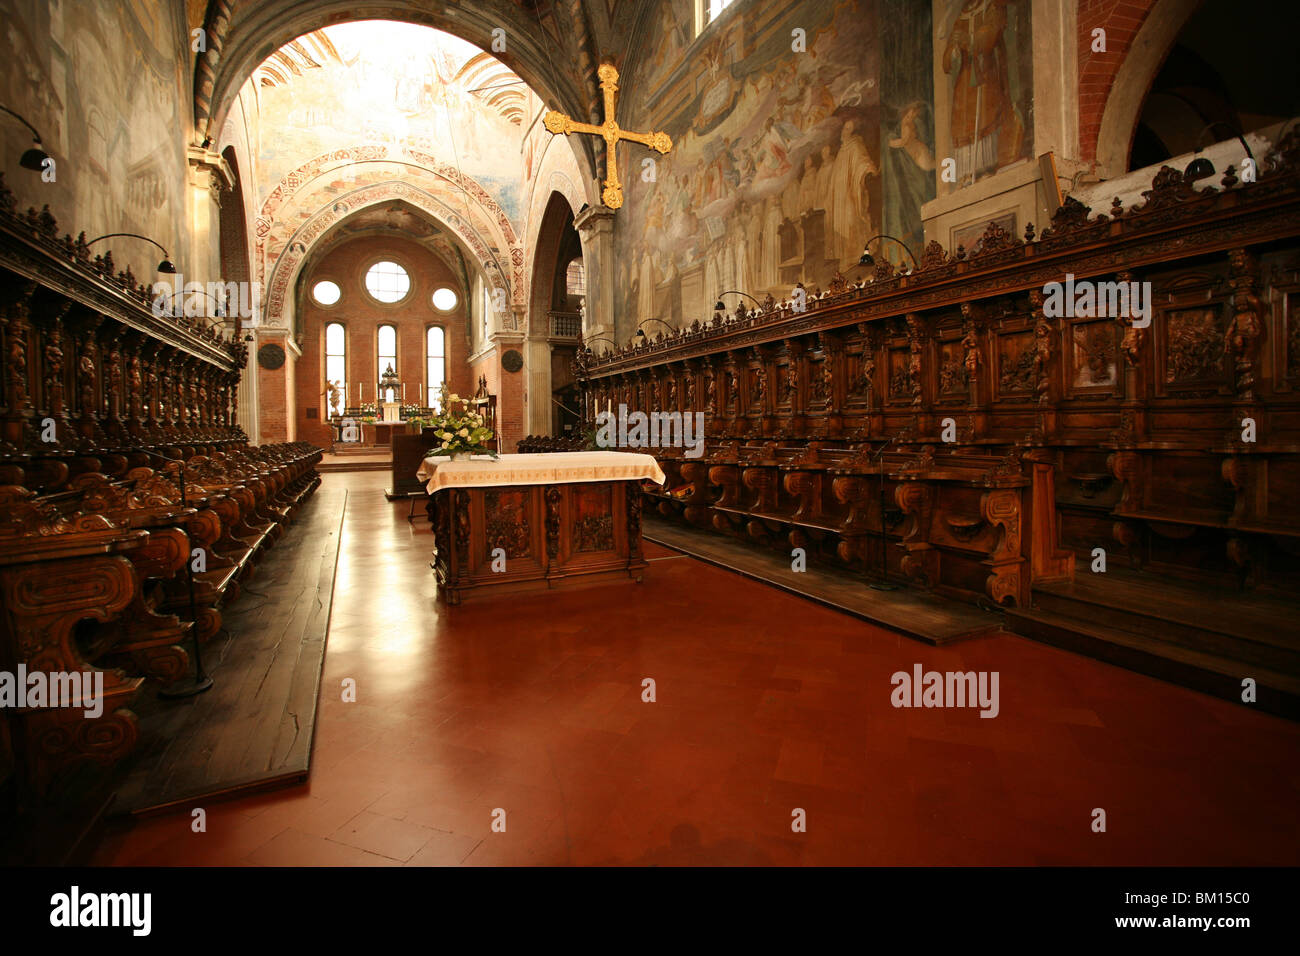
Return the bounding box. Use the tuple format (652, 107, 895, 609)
(253, 22, 527, 230)
(614, 0, 936, 330)
(0, 0, 190, 268)
(936, 0, 1034, 188)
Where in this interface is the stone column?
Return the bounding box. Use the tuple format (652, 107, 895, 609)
(185, 146, 234, 295)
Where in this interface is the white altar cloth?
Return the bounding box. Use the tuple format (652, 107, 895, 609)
(416, 451, 666, 495)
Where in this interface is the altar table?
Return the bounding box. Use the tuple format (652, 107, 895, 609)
(416, 452, 666, 604)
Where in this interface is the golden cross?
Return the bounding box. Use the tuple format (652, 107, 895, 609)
(543, 63, 672, 210)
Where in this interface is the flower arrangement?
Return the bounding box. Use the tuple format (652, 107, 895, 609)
(426, 384, 496, 459)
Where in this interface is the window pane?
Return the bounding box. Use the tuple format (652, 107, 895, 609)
(325, 322, 344, 354)
(432, 287, 458, 311)
(565, 258, 585, 297)
(378, 325, 396, 356)
(313, 280, 341, 305)
(325, 322, 346, 416)
(364, 260, 410, 303)
(426, 326, 445, 407)
(326, 356, 346, 416)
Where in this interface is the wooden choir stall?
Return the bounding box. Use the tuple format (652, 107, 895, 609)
(554, 133, 1300, 719)
(417, 451, 665, 604)
(0, 174, 321, 856)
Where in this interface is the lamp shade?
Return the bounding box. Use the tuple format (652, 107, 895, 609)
(1186, 156, 1215, 181)
(19, 145, 49, 171)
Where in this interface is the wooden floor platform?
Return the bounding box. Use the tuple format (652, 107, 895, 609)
(1006, 566, 1300, 720)
(111, 483, 346, 815)
(319, 446, 391, 472)
(642, 515, 1004, 645)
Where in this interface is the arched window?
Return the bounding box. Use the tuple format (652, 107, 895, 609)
(325, 322, 346, 417)
(565, 257, 586, 297)
(426, 326, 446, 408)
(377, 324, 397, 393)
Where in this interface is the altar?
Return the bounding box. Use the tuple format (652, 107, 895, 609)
(416, 451, 665, 604)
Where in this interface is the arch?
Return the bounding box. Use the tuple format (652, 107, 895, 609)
(192, 0, 598, 186)
(261, 179, 517, 330)
(258, 146, 521, 247)
(1094, 0, 1203, 179)
(528, 191, 581, 339)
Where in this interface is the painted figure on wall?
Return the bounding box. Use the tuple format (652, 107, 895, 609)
(942, 0, 1029, 184)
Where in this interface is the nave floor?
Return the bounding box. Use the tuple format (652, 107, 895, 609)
(88, 471, 1300, 865)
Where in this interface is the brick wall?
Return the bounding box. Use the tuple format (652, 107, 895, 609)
(470, 349, 526, 453)
(257, 349, 290, 442)
(296, 235, 472, 446)
(1077, 0, 1161, 162)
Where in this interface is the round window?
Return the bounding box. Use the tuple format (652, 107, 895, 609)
(312, 280, 341, 306)
(364, 260, 411, 303)
(432, 287, 458, 311)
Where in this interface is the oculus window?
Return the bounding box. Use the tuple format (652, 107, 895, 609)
(312, 280, 341, 306)
(432, 287, 458, 311)
(364, 260, 411, 303)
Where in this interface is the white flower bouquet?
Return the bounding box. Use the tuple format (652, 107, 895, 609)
(425, 383, 496, 458)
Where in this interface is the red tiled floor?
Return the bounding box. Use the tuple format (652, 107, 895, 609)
(89, 471, 1300, 866)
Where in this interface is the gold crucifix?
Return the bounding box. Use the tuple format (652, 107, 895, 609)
(543, 63, 672, 211)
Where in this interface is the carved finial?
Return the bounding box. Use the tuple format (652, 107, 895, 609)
(1023, 222, 1035, 243)
(1220, 164, 1239, 189)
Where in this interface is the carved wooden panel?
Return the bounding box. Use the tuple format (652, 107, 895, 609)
(484, 488, 532, 559)
(1066, 319, 1121, 396)
(996, 330, 1036, 399)
(572, 483, 615, 552)
(1157, 304, 1229, 397)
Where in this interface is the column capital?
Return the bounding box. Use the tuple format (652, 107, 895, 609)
(574, 203, 616, 234)
(187, 146, 234, 202)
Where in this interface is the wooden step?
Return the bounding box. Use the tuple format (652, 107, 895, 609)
(643, 514, 1002, 645)
(1005, 606, 1300, 720)
(1030, 569, 1300, 675)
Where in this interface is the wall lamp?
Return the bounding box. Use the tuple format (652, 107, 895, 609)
(1185, 121, 1257, 182)
(0, 104, 51, 171)
(634, 317, 675, 339)
(158, 288, 225, 318)
(85, 233, 176, 274)
(714, 290, 761, 311)
(858, 234, 918, 272)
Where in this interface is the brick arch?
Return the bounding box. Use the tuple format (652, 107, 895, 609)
(263, 181, 514, 330)
(257, 146, 520, 248)
(1078, 0, 1201, 175)
(254, 149, 524, 320)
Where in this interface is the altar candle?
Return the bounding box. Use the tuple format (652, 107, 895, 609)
(402, 383, 406, 402)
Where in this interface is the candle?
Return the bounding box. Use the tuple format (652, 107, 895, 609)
(402, 383, 406, 402)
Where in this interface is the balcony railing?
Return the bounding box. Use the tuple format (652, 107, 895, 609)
(549, 310, 582, 338)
